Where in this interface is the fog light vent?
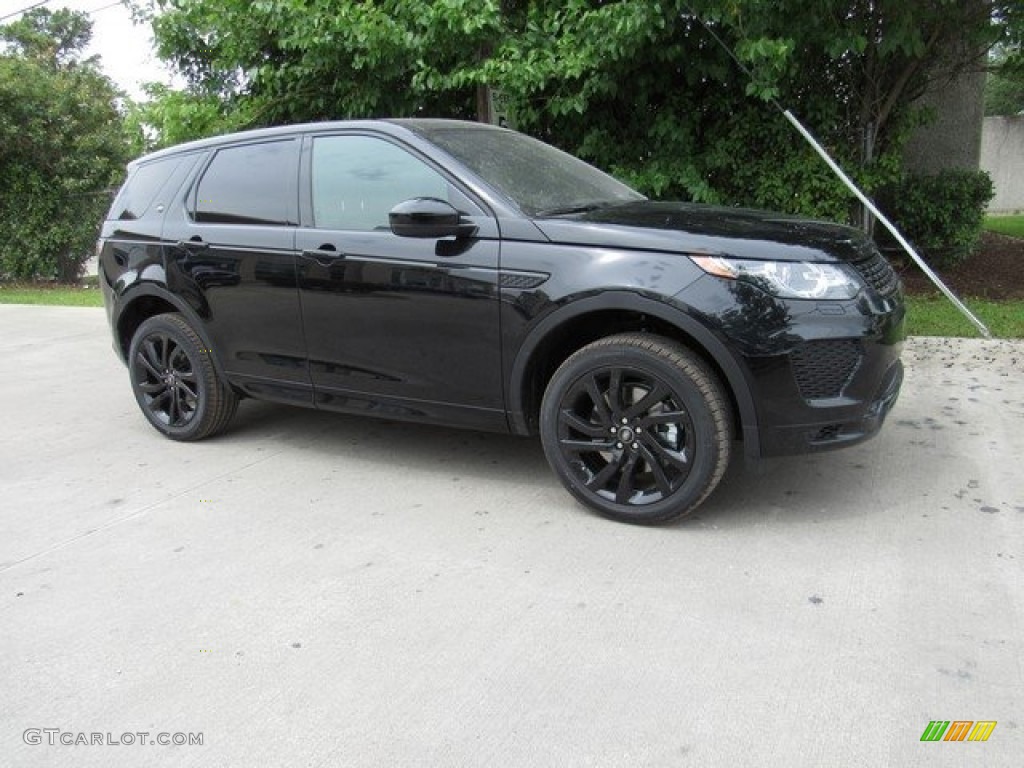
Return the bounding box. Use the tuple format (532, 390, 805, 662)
(791, 340, 862, 400)
(811, 424, 843, 442)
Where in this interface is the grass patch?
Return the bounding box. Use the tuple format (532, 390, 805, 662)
(906, 295, 1024, 339)
(0, 283, 103, 307)
(984, 215, 1024, 239)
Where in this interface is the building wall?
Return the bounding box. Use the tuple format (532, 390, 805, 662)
(903, 68, 987, 174)
(980, 116, 1024, 214)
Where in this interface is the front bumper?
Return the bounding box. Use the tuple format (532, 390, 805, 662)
(757, 356, 903, 456)
(677, 271, 906, 459)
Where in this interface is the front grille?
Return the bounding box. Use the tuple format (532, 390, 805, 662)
(852, 250, 900, 296)
(790, 340, 862, 400)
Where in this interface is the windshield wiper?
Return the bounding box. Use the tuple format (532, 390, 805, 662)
(535, 200, 615, 217)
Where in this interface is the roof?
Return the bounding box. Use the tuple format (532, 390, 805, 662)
(129, 118, 504, 168)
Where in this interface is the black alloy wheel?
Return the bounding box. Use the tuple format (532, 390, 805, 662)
(128, 313, 238, 441)
(540, 333, 732, 524)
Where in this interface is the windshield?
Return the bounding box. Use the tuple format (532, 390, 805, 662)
(419, 126, 645, 216)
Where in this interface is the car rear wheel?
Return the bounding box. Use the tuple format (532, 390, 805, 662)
(128, 313, 238, 441)
(540, 333, 732, 524)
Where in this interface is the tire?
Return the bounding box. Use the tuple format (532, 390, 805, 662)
(128, 313, 238, 441)
(540, 333, 732, 525)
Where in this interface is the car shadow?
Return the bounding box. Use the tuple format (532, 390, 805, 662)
(224, 400, 907, 528)
(227, 399, 551, 488)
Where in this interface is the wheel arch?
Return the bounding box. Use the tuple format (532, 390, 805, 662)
(508, 292, 761, 456)
(114, 286, 230, 382)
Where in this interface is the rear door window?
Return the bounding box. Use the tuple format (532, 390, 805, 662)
(192, 140, 299, 226)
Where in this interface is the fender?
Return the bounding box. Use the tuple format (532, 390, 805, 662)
(114, 283, 231, 385)
(507, 291, 762, 457)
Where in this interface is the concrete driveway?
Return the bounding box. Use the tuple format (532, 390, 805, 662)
(1, 304, 1022, 767)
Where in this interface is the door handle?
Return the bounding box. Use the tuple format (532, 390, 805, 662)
(302, 245, 346, 267)
(176, 237, 209, 252)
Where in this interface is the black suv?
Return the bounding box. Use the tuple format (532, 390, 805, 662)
(99, 119, 905, 524)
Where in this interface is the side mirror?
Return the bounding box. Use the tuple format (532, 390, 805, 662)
(389, 197, 478, 239)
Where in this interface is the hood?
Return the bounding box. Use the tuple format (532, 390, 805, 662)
(532, 201, 874, 263)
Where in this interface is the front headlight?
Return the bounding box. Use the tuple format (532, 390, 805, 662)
(690, 256, 861, 300)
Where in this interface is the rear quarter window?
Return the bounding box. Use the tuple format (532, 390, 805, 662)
(107, 155, 189, 221)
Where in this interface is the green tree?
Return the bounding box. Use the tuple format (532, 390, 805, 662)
(1, 6, 92, 66)
(139, 1, 1022, 224)
(985, 44, 1024, 114)
(129, 82, 254, 147)
(683, 0, 1021, 231)
(0, 8, 139, 282)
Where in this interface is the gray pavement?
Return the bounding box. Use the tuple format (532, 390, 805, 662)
(1, 304, 1022, 767)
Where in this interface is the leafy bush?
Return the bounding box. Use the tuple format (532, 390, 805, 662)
(878, 170, 995, 269)
(1, 10, 137, 282)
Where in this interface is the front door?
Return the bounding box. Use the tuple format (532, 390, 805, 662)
(296, 133, 505, 430)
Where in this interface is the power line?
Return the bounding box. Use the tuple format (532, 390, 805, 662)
(1, 0, 122, 23)
(86, 1, 123, 12)
(0, 1, 53, 24)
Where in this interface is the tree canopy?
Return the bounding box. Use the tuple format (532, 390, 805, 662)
(0, 8, 139, 281)
(136, 0, 1021, 224)
(1, 6, 93, 66)
(985, 43, 1024, 114)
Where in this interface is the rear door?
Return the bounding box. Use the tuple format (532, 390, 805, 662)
(295, 132, 505, 430)
(162, 138, 311, 404)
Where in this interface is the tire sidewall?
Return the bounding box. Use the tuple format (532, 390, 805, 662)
(540, 342, 725, 524)
(128, 315, 212, 440)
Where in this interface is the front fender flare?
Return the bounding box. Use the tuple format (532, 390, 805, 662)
(507, 291, 762, 457)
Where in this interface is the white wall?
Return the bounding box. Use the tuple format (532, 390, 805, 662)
(980, 116, 1024, 213)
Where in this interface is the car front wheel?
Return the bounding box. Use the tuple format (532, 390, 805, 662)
(540, 333, 733, 524)
(128, 313, 238, 441)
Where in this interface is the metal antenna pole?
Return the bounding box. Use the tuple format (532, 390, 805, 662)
(783, 110, 992, 338)
(686, 8, 993, 338)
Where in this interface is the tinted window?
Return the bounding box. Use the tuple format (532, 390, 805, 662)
(419, 126, 644, 216)
(311, 136, 472, 231)
(108, 156, 186, 221)
(194, 140, 297, 225)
